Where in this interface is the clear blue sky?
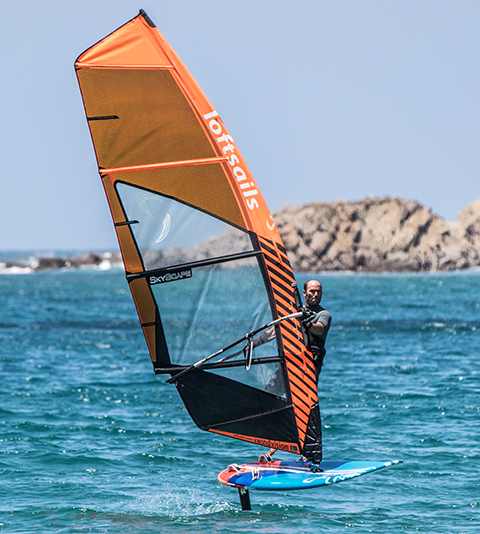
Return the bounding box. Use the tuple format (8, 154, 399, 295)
(2, 1, 479, 251)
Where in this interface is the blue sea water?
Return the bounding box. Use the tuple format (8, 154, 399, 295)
(0, 267, 479, 533)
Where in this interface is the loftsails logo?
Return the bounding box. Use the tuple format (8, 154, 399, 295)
(149, 269, 192, 285)
(203, 110, 259, 211)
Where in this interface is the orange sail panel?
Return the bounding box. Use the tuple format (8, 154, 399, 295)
(75, 10, 321, 460)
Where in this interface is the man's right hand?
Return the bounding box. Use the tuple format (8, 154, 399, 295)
(301, 307, 316, 328)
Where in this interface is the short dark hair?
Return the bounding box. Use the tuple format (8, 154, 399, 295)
(304, 279, 322, 291)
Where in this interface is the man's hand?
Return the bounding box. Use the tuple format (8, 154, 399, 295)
(301, 307, 316, 329)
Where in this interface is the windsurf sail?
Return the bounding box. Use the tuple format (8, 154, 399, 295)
(75, 10, 322, 461)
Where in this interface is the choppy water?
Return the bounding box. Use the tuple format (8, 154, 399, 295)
(0, 266, 478, 533)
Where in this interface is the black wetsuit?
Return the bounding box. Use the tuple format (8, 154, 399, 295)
(305, 304, 331, 378)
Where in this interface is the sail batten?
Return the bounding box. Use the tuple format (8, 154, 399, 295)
(76, 10, 322, 461)
(100, 156, 228, 175)
(126, 249, 263, 282)
(77, 64, 176, 70)
(154, 356, 283, 375)
(208, 404, 295, 429)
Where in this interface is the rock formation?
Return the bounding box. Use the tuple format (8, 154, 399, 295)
(3, 197, 479, 273)
(274, 196, 480, 272)
(456, 198, 480, 251)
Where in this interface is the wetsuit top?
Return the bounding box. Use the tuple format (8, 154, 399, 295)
(306, 304, 331, 354)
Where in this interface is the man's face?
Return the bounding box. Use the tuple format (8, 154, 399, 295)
(303, 281, 322, 307)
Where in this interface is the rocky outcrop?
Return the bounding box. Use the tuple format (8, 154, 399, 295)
(274, 196, 480, 272)
(456, 198, 480, 250)
(4, 197, 479, 274)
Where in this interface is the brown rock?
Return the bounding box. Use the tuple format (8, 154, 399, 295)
(273, 196, 480, 272)
(457, 198, 480, 248)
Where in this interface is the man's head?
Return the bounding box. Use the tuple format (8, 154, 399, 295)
(303, 279, 323, 307)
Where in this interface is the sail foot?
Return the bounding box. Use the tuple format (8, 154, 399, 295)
(175, 369, 299, 445)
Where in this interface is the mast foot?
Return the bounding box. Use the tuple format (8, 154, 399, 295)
(238, 487, 251, 511)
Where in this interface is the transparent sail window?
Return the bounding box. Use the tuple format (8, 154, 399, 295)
(150, 258, 284, 395)
(150, 258, 277, 364)
(117, 183, 254, 270)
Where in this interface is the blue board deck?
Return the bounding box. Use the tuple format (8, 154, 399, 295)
(218, 459, 402, 491)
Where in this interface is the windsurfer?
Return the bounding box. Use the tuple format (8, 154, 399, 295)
(301, 279, 331, 379)
(259, 279, 332, 464)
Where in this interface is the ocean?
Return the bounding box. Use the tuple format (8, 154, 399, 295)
(0, 265, 478, 533)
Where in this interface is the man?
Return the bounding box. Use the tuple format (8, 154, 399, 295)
(259, 279, 331, 463)
(302, 279, 331, 379)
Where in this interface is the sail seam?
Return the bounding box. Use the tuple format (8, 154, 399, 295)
(207, 404, 295, 429)
(100, 156, 228, 175)
(76, 63, 176, 70)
